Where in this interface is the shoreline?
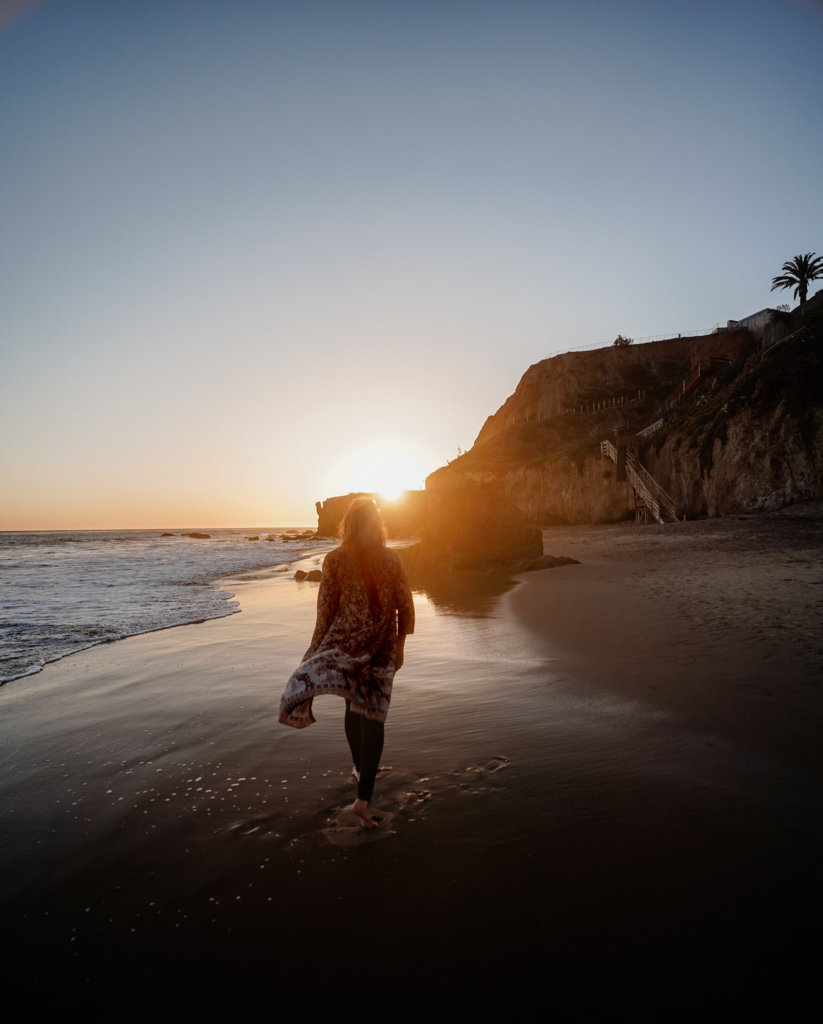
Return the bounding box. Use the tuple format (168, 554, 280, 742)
(0, 537, 335, 687)
(1, 512, 822, 1017)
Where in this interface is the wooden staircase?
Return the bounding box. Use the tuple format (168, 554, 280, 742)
(600, 440, 679, 524)
(664, 357, 730, 408)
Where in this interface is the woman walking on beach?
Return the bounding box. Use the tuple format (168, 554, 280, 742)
(279, 498, 414, 827)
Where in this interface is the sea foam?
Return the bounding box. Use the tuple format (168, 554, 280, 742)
(0, 529, 324, 683)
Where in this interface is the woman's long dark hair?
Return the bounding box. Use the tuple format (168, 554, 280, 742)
(339, 497, 387, 551)
(340, 498, 386, 616)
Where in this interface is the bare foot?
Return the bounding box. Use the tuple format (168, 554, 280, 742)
(351, 798, 377, 828)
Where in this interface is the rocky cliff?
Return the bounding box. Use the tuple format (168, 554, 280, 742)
(474, 335, 694, 445)
(643, 323, 823, 516)
(426, 304, 822, 524)
(400, 480, 544, 571)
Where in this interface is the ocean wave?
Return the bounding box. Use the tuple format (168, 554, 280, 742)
(0, 529, 325, 686)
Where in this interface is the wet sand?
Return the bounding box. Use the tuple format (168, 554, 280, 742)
(2, 511, 822, 1019)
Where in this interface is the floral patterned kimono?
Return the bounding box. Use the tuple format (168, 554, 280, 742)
(279, 544, 415, 728)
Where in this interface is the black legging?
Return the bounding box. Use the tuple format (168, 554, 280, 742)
(344, 701, 384, 802)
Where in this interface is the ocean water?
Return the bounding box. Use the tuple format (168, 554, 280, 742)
(0, 528, 325, 684)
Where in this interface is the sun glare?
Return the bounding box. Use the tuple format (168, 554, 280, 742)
(326, 439, 436, 502)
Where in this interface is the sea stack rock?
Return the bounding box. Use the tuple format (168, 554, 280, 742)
(403, 480, 543, 571)
(315, 493, 374, 537)
(315, 491, 428, 538)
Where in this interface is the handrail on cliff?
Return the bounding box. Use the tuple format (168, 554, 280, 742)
(564, 390, 645, 416)
(600, 440, 679, 524)
(663, 357, 731, 409)
(636, 417, 664, 439)
(626, 450, 679, 523)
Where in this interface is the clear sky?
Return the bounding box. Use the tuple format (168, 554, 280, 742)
(2, 0, 821, 529)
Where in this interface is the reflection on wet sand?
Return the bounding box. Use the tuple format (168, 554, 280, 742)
(406, 566, 519, 616)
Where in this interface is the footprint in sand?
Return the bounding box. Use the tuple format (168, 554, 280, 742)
(450, 755, 511, 794)
(322, 805, 397, 846)
(321, 757, 510, 845)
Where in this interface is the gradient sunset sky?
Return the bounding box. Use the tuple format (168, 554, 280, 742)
(2, 0, 821, 529)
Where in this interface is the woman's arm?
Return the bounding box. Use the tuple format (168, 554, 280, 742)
(306, 552, 339, 653)
(395, 556, 415, 638)
(394, 633, 406, 671)
(393, 553, 413, 672)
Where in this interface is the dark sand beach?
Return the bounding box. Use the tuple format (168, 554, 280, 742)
(2, 511, 822, 1019)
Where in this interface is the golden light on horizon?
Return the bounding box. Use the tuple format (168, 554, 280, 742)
(325, 438, 437, 502)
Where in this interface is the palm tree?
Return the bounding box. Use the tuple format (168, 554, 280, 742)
(770, 252, 823, 307)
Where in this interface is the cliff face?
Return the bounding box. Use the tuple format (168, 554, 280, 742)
(644, 404, 823, 517)
(428, 335, 701, 524)
(427, 417, 636, 524)
(474, 333, 753, 446)
(644, 329, 823, 517)
(427, 312, 823, 524)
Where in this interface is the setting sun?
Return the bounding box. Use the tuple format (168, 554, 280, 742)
(325, 439, 436, 501)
